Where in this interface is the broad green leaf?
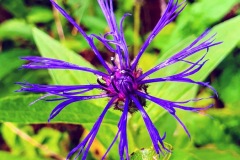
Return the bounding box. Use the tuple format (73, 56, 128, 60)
(178, 0, 239, 34)
(0, 49, 31, 80)
(213, 66, 240, 107)
(191, 148, 240, 160)
(171, 148, 240, 160)
(208, 108, 240, 145)
(187, 114, 225, 146)
(62, 37, 89, 51)
(192, 16, 240, 80)
(138, 52, 159, 72)
(32, 27, 97, 85)
(166, 0, 239, 49)
(82, 15, 107, 33)
(0, 19, 32, 40)
(27, 6, 53, 23)
(67, 0, 91, 23)
(52, 0, 103, 39)
(0, 95, 119, 125)
(4, 96, 127, 159)
(0, 94, 120, 158)
(151, 23, 177, 53)
(0, 69, 50, 98)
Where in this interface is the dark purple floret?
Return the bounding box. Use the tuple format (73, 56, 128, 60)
(17, 0, 221, 159)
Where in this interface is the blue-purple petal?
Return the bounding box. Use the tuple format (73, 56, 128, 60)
(67, 97, 116, 160)
(138, 29, 222, 80)
(20, 56, 108, 77)
(50, 0, 112, 73)
(131, 95, 166, 154)
(131, 0, 186, 70)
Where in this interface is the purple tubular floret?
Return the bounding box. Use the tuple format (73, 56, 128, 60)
(131, 0, 186, 70)
(169, 52, 208, 78)
(16, 82, 103, 93)
(97, 0, 130, 68)
(136, 91, 213, 112)
(137, 29, 222, 80)
(131, 95, 167, 154)
(89, 34, 117, 53)
(50, 0, 111, 73)
(20, 56, 108, 77)
(16, 81, 109, 109)
(136, 91, 214, 137)
(66, 97, 116, 160)
(48, 94, 110, 122)
(102, 98, 130, 160)
(120, 13, 132, 68)
(118, 98, 129, 160)
(140, 77, 217, 97)
(97, 0, 124, 68)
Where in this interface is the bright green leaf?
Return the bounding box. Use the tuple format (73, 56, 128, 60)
(0, 95, 119, 125)
(0, 19, 32, 40)
(27, 6, 53, 23)
(0, 49, 31, 80)
(171, 147, 240, 160)
(33, 28, 94, 83)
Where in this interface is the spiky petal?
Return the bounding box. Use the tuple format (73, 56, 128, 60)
(16, 0, 221, 159)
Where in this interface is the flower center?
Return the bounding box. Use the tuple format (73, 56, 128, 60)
(113, 70, 135, 95)
(97, 67, 147, 113)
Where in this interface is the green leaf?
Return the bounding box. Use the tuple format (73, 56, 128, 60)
(27, 6, 53, 23)
(171, 148, 240, 160)
(0, 49, 31, 80)
(61, 37, 89, 51)
(213, 66, 240, 107)
(192, 16, 240, 81)
(82, 15, 107, 33)
(32, 27, 96, 88)
(0, 19, 33, 40)
(162, 0, 239, 53)
(178, 0, 239, 34)
(0, 94, 120, 158)
(138, 52, 159, 72)
(0, 95, 119, 125)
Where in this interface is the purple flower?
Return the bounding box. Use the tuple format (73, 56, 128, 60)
(17, 0, 221, 159)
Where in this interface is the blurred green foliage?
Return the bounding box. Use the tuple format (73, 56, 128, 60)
(0, 0, 240, 159)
